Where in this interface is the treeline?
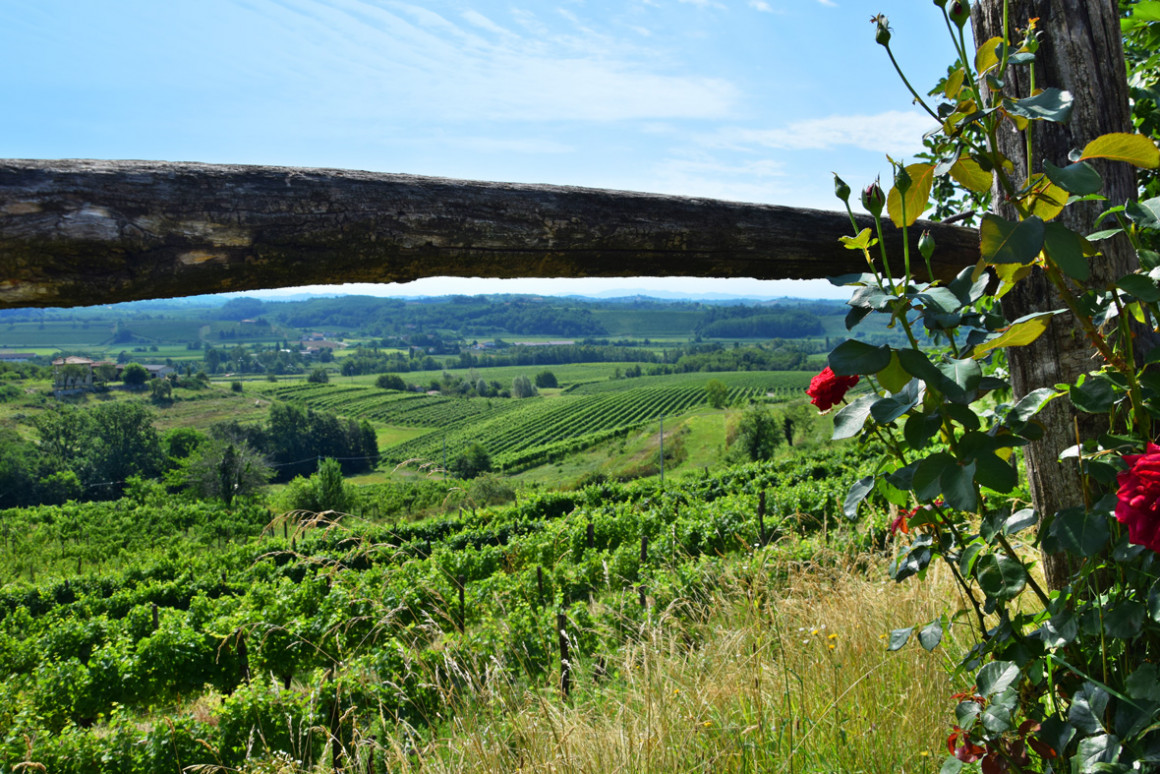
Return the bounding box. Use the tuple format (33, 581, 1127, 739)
(698, 313, 823, 339)
(0, 399, 378, 508)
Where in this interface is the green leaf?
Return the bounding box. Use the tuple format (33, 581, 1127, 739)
(937, 357, 982, 403)
(870, 380, 921, 425)
(1043, 222, 1090, 281)
(980, 214, 1045, 264)
(976, 553, 1027, 602)
(831, 393, 877, 441)
(918, 618, 943, 651)
(939, 757, 964, 774)
(976, 661, 1020, 698)
(1008, 387, 1059, 423)
(1043, 159, 1103, 195)
(1149, 579, 1160, 623)
(887, 627, 913, 651)
(843, 476, 874, 520)
(1105, 600, 1144, 639)
(1003, 88, 1074, 122)
(1073, 734, 1121, 772)
(829, 339, 892, 376)
(887, 163, 935, 228)
(959, 540, 985, 577)
(971, 311, 1056, 359)
(1079, 132, 1160, 168)
(1048, 506, 1110, 557)
(1126, 664, 1160, 702)
(1069, 373, 1118, 414)
(1039, 611, 1077, 647)
(1069, 683, 1109, 734)
(904, 411, 942, 449)
(941, 461, 978, 511)
(1126, 196, 1160, 230)
(981, 700, 1015, 734)
(914, 452, 955, 502)
(1117, 273, 1160, 302)
(974, 452, 1018, 493)
(1004, 508, 1037, 535)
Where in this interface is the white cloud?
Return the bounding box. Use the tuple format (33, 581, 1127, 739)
(748, 1, 774, 12)
(708, 110, 936, 157)
(239, 0, 738, 123)
(817, 0, 838, 6)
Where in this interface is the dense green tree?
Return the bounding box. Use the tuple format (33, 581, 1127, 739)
(534, 370, 558, 389)
(87, 402, 165, 496)
(451, 443, 492, 479)
(121, 363, 149, 388)
(183, 439, 272, 507)
(735, 402, 781, 462)
(511, 375, 537, 399)
(278, 457, 355, 514)
(307, 367, 329, 383)
(705, 379, 729, 409)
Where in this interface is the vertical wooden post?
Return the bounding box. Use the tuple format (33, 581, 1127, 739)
(638, 585, 647, 608)
(457, 574, 466, 633)
(152, 602, 159, 630)
(586, 521, 595, 550)
(758, 490, 767, 547)
(558, 611, 571, 699)
(640, 534, 648, 564)
(537, 565, 545, 607)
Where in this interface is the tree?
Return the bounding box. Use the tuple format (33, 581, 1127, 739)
(534, 370, 558, 389)
(705, 379, 729, 409)
(150, 377, 173, 402)
(121, 362, 149, 388)
(183, 439, 272, 507)
(450, 442, 492, 479)
(307, 367, 329, 383)
(735, 402, 780, 462)
(511, 375, 537, 399)
(973, 0, 1139, 588)
(278, 457, 355, 513)
(376, 373, 406, 391)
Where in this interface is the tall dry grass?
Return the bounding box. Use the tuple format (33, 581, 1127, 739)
(359, 542, 967, 774)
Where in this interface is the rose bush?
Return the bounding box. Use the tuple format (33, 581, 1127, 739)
(824, 3, 1160, 772)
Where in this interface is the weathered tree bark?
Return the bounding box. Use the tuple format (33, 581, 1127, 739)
(973, 0, 1139, 589)
(0, 159, 980, 309)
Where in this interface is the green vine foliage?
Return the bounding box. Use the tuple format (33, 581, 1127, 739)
(826, 3, 1160, 772)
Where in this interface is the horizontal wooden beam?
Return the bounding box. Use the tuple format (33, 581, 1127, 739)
(0, 159, 980, 309)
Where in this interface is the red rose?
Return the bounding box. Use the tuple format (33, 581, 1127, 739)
(1115, 443, 1160, 552)
(807, 367, 860, 412)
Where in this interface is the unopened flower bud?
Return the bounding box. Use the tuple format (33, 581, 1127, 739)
(933, 0, 947, 7)
(950, 0, 970, 27)
(862, 180, 886, 218)
(833, 173, 851, 204)
(874, 15, 891, 47)
(919, 230, 936, 261)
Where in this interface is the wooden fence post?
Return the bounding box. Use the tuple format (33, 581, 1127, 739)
(558, 611, 571, 699)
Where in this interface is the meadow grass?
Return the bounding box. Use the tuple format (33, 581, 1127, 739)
(252, 543, 962, 774)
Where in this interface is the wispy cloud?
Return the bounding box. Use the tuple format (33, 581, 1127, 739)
(748, 1, 775, 12)
(707, 111, 936, 157)
(239, 0, 738, 123)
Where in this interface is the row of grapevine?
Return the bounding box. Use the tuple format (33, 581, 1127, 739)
(0, 447, 876, 773)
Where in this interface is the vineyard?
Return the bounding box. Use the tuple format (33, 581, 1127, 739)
(0, 445, 904, 774)
(264, 371, 813, 473)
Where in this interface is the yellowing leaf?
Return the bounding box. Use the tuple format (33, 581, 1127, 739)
(839, 227, 876, 251)
(887, 163, 935, 228)
(1024, 173, 1069, 221)
(1079, 133, 1160, 169)
(993, 262, 1036, 299)
(949, 157, 992, 193)
(975, 36, 1004, 75)
(972, 312, 1056, 359)
(944, 68, 966, 99)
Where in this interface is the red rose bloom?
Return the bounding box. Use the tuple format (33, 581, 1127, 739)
(807, 367, 860, 412)
(1115, 443, 1160, 552)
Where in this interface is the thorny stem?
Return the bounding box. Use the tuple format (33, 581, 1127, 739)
(883, 44, 941, 123)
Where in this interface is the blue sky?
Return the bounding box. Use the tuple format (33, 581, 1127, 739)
(1, 0, 954, 299)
